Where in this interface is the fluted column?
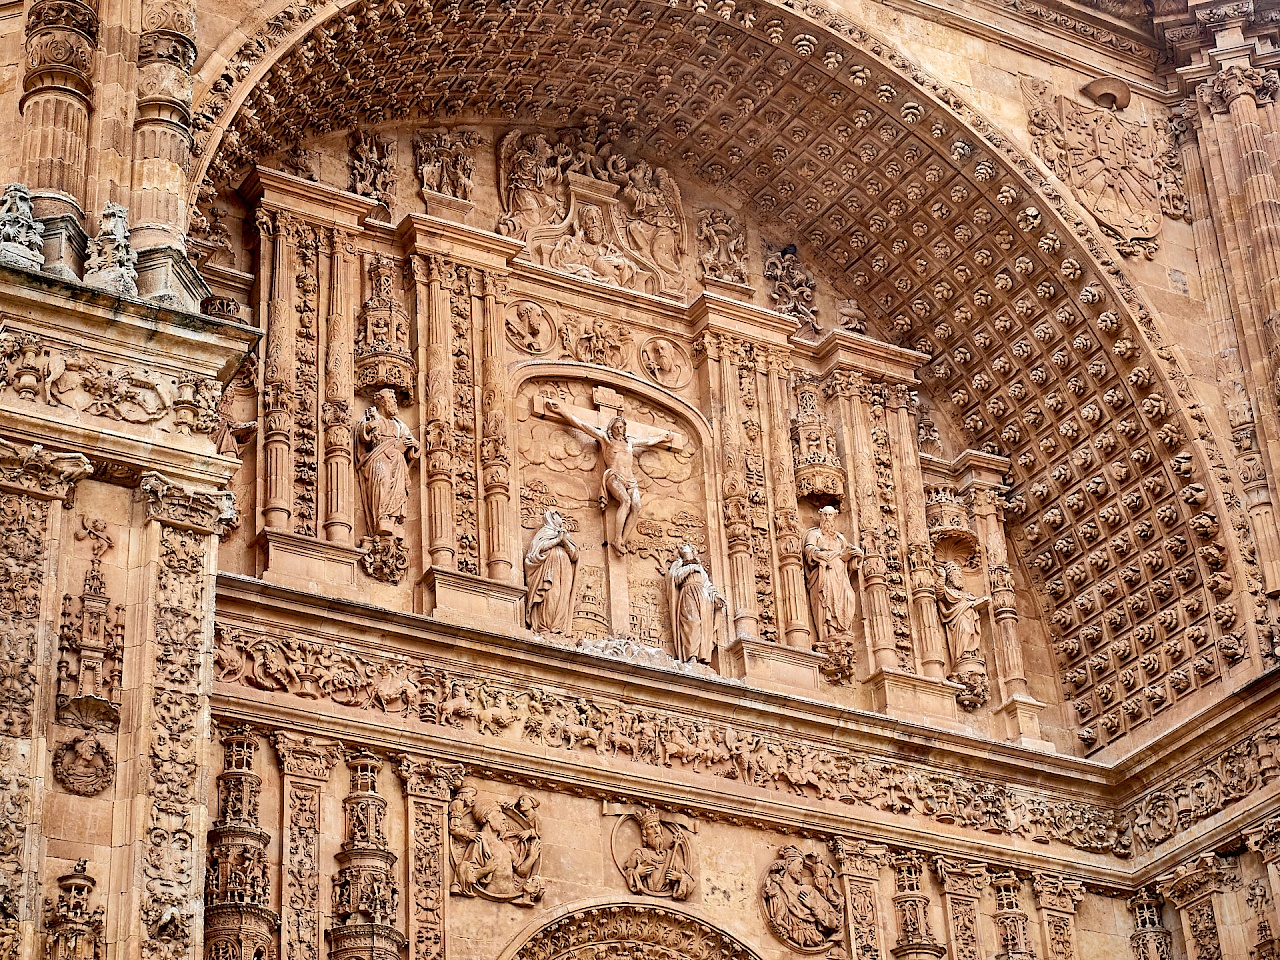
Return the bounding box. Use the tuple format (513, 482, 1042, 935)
(20, 0, 96, 222)
(131, 0, 195, 254)
(888, 385, 946, 677)
(767, 350, 810, 649)
(415, 253, 456, 569)
(478, 270, 514, 581)
(260, 211, 297, 530)
(323, 229, 355, 544)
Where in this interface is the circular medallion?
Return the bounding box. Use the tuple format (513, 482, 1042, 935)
(639, 336, 692, 390)
(505, 300, 557, 355)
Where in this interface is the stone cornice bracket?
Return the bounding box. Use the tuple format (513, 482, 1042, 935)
(138, 470, 237, 535)
(0, 438, 91, 503)
(395, 755, 465, 799)
(270, 731, 343, 781)
(1246, 813, 1280, 862)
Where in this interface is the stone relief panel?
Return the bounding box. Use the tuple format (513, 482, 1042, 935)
(605, 803, 697, 900)
(761, 845, 845, 953)
(516, 377, 708, 657)
(1021, 77, 1189, 259)
(447, 780, 545, 905)
(497, 131, 688, 298)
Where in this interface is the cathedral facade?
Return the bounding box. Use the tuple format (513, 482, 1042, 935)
(2, 0, 1279, 956)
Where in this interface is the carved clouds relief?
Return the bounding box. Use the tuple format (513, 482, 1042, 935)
(1021, 77, 1188, 259)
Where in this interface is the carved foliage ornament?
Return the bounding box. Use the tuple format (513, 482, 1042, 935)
(1022, 77, 1188, 259)
(510, 903, 757, 960)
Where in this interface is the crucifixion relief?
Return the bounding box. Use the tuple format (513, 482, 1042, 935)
(534, 386, 686, 638)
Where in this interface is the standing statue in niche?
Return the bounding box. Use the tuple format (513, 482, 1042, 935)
(935, 560, 986, 665)
(524, 510, 579, 635)
(356, 388, 419, 583)
(666, 544, 725, 664)
(802, 506, 864, 649)
(541, 398, 674, 553)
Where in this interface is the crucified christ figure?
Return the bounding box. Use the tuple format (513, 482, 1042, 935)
(543, 398, 674, 553)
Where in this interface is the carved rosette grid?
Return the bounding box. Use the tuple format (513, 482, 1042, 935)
(396, 757, 464, 960)
(934, 857, 988, 960)
(136, 473, 236, 960)
(1157, 853, 1240, 960)
(0, 441, 91, 958)
(272, 732, 342, 960)
(1031, 872, 1084, 960)
(1127, 888, 1172, 960)
(204, 727, 279, 960)
(830, 838, 887, 960)
(451, 268, 480, 576)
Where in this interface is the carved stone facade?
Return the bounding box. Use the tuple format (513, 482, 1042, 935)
(7, 0, 1280, 958)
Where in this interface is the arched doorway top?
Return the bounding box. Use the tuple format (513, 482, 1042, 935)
(494, 898, 766, 960)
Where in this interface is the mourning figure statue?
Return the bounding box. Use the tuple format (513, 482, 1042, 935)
(666, 543, 725, 664)
(524, 510, 579, 635)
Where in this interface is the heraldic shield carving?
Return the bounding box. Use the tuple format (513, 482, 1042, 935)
(1022, 77, 1187, 259)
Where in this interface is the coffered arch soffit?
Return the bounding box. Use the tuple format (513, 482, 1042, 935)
(189, 0, 1267, 722)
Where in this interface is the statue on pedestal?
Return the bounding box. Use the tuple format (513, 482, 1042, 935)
(802, 506, 863, 649)
(524, 510, 579, 635)
(666, 544, 724, 664)
(935, 561, 985, 665)
(356, 388, 420, 539)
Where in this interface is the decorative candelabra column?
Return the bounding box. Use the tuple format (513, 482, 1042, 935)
(259, 211, 297, 531)
(1157, 853, 1243, 960)
(478, 270, 514, 581)
(329, 752, 405, 960)
(413, 253, 457, 570)
(204, 727, 279, 960)
(322, 228, 355, 544)
(890, 852, 944, 960)
(990, 872, 1034, 960)
(1127, 888, 1173, 960)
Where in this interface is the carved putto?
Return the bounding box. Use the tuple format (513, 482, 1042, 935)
(83, 202, 138, 298)
(696, 208, 748, 286)
(497, 131, 686, 297)
(761, 846, 845, 953)
(1022, 77, 1188, 258)
(524, 509, 579, 636)
(413, 128, 479, 205)
(666, 543, 725, 665)
(0, 183, 44, 270)
(350, 129, 397, 214)
(447, 781, 545, 906)
(763, 244, 816, 330)
(355, 255, 414, 399)
(791, 377, 845, 504)
(608, 805, 697, 901)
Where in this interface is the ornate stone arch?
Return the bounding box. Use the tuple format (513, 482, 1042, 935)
(493, 899, 766, 960)
(187, 0, 1271, 753)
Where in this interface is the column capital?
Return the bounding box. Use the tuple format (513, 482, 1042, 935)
(1212, 65, 1277, 107)
(1031, 872, 1085, 913)
(395, 755, 465, 800)
(0, 437, 91, 502)
(934, 857, 989, 899)
(1156, 852, 1240, 908)
(270, 732, 343, 781)
(829, 837, 888, 880)
(138, 471, 238, 535)
(1246, 814, 1280, 862)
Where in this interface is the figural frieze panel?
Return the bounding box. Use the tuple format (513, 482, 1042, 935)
(761, 845, 845, 953)
(447, 781, 545, 906)
(497, 131, 687, 298)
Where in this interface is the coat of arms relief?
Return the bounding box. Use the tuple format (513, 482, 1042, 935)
(1021, 77, 1189, 259)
